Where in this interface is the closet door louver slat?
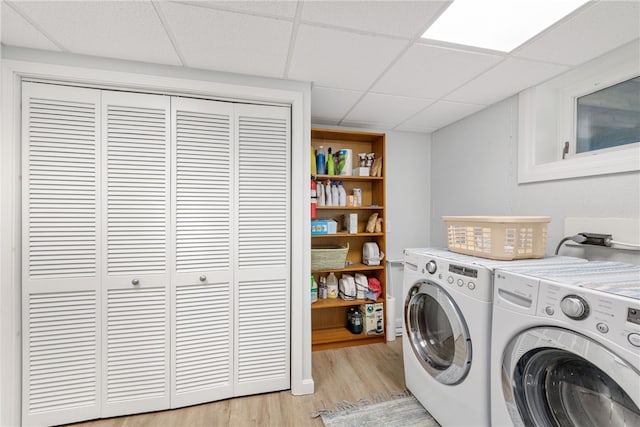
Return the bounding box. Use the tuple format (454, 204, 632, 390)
(105, 103, 168, 275)
(102, 92, 170, 417)
(22, 82, 102, 426)
(234, 104, 290, 396)
(106, 288, 167, 403)
(170, 98, 234, 408)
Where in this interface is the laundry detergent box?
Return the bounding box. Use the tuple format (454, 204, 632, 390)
(311, 219, 337, 235)
(359, 302, 384, 336)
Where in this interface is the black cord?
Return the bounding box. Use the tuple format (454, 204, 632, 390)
(555, 234, 588, 255)
(555, 237, 572, 255)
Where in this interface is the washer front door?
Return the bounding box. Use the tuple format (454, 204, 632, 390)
(502, 326, 640, 427)
(404, 280, 472, 385)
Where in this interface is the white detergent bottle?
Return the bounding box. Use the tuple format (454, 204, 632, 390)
(331, 182, 339, 207)
(326, 272, 338, 299)
(317, 180, 325, 206)
(338, 181, 347, 207)
(325, 180, 333, 206)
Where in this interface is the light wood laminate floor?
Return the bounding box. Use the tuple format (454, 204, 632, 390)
(67, 339, 405, 427)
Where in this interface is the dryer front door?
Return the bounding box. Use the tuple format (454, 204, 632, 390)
(404, 280, 472, 385)
(502, 326, 640, 427)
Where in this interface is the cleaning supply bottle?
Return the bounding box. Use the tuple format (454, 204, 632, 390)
(331, 182, 339, 208)
(311, 146, 316, 175)
(317, 178, 325, 206)
(338, 181, 347, 207)
(325, 180, 332, 206)
(311, 275, 318, 303)
(316, 146, 326, 175)
(327, 272, 338, 299)
(327, 147, 335, 175)
(319, 276, 327, 299)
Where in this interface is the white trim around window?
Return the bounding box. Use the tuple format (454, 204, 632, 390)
(518, 40, 640, 184)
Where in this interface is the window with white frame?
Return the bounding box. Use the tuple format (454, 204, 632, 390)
(574, 76, 639, 154)
(518, 40, 640, 183)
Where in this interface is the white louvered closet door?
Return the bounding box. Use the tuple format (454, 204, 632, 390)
(101, 92, 171, 417)
(170, 97, 234, 408)
(21, 82, 102, 426)
(234, 103, 291, 396)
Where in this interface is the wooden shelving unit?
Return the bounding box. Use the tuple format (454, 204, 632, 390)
(311, 128, 386, 351)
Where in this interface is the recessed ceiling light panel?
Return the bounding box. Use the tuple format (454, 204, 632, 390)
(422, 0, 590, 52)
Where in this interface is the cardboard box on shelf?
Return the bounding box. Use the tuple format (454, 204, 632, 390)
(311, 219, 338, 235)
(359, 302, 384, 336)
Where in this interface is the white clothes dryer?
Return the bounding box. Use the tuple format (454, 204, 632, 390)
(490, 263, 640, 427)
(402, 248, 588, 426)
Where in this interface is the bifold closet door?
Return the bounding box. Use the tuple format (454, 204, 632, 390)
(21, 82, 102, 426)
(234, 103, 291, 396)
(101, 91, 171, 417)
(170, 97, 234, 408)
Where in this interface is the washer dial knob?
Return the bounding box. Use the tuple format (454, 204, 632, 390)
(426, 260, 437, 274)
(560, 295, 589, 320)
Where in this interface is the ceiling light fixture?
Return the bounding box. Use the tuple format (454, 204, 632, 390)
(421, 0, 590, 52)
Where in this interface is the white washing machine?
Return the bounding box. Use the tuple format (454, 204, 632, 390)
(401, 248, 587, 426)
(490, 263, 640, 427)
(403, 248, 494, 426)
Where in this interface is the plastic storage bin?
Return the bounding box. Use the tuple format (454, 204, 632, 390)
(443, 216, 550, 260)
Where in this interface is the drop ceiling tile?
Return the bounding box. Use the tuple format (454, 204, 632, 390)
(396, 100, 485, 132)
(343, 92, 434, 127)
(301, 0, 450, 38)
(339, 120, 393, 131)
(288, 24, 407, 91)
(159, 2, 292, 77)
(445, 58, 569, 106)
(373, 43, 504, 99)
(1, 2, 61, 51)
(172, 0, 298, 19)
(514, 1, 640, 66)
(311, 86, 363, 123)
(14, 1, 181, 65)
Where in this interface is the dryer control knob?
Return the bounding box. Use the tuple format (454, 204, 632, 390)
(560, 295, 589, 320)
(426, 260, 437, 274)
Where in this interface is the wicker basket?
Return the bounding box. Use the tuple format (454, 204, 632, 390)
(311, 243, 349, 270)
(443, 216, 550, 260)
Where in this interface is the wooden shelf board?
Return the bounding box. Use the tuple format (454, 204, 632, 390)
(311, 297, 385, 310)
(312, 263, 384, 274)
(317, 206, 383, 210)
(312, 232, 384, 238)
(314, 174, 383, 181)
(312, 327, 385, 351)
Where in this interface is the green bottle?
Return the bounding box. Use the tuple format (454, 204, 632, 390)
(311, 275, 318, 303)
(327, 147, 335, 175)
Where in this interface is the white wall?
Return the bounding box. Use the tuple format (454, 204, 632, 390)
(430, 96, 640, 264)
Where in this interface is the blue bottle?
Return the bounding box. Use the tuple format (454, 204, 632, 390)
(316, 146, 326, 175)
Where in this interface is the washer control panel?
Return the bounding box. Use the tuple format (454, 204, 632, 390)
(420, 258, 492, 302)
(537, 279, 640, 351)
